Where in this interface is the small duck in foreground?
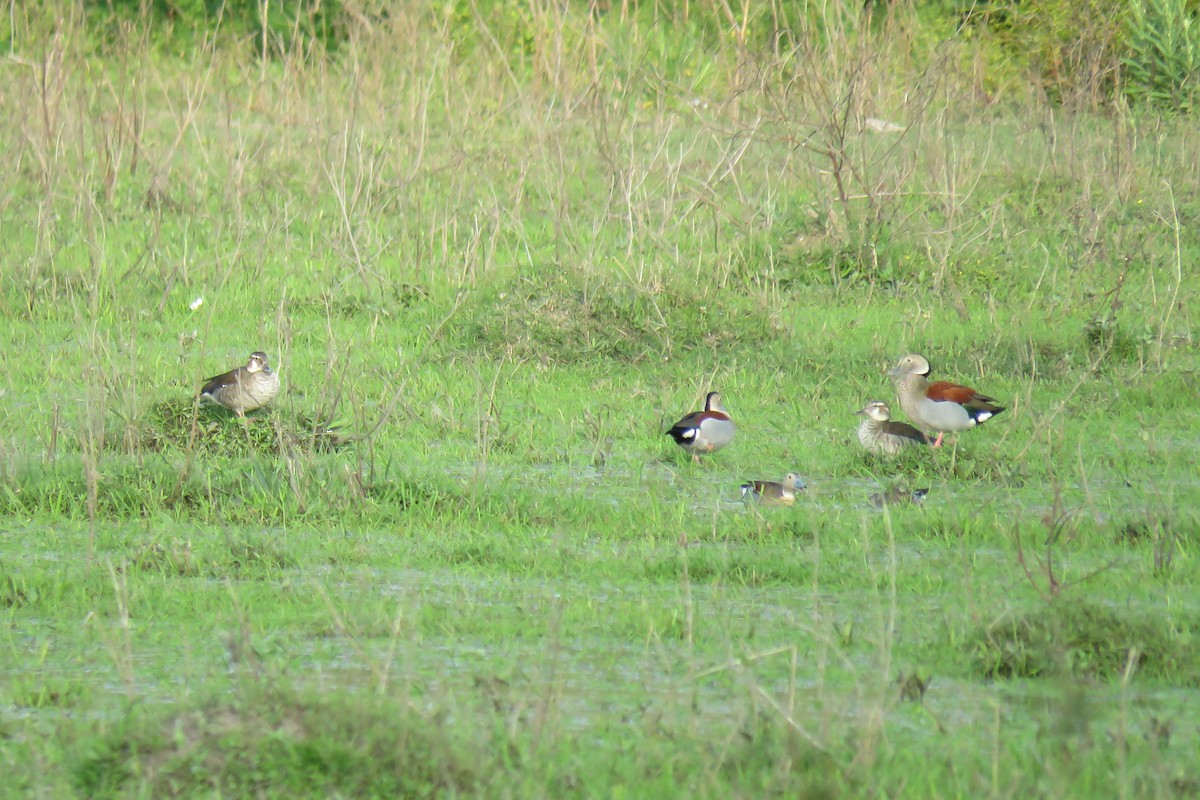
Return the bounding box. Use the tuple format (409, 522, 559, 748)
(855, 400, 931, 455)
(666, 391, 735, 462)
(741, 473, 806, 506)
(888, 354, 1004, 447)
(869, 486, 930, 509)
(199, 351, 280, 416)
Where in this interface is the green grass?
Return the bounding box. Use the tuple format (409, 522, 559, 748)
(1, 1, 1199, 797)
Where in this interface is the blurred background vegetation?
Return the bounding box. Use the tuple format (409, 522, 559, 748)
(18, 0, 1194, 113)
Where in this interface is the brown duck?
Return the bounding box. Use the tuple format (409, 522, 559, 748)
(199, 351, 280, 416)
(888, 354, 1005, 447)
(740, 473, 806, 506)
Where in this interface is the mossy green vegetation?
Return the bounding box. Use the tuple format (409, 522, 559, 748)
(2, 1, 1199, 797)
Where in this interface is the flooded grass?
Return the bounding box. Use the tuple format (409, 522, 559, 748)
(4, 491, 1199, 796)
(3, 394, 1199, 796)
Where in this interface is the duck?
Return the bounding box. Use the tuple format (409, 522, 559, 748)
(665, 391, 734, 461)
(199, 351, 280, 416)
(740, 473, 806, 506)
(888, 354, 1004, 447)
(869, 486, 930, 509)
(856, 400, 931, 455)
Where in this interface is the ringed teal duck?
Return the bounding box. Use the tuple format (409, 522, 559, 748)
(666, 391, 734, 462)
(888, 354, 1004, 447)
(856, 400, 930, 455)
(199, 351, 280, 416)
(740, 473, 806, 506)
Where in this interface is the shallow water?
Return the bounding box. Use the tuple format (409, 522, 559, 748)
(1, 443, 1197, 766)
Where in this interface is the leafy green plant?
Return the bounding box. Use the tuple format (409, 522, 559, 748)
(1125, 0, 1200, 110)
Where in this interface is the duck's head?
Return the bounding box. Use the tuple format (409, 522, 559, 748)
(888, 353, 930, 380)
(247, 352, 270, 373)
(856, 400, 892, 422)
(783, 472, 806, 491)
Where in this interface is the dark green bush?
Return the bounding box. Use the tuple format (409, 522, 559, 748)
(950, 0, 1128, 107)
(85, 0, 349, 54)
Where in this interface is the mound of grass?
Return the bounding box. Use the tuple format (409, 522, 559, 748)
(127, 537, 200, 578)
(362, 476, 459, 516)
(0, 452, 635, 532)
(140, 401, 352, 457)
(972, 600, 1199, 684)
(72, 684, 500, 799)
(205, 531, 296, 577)
(457, 272, 786, 364)
(290, 284, 429, 319)
(123, 530, 294, 578)
(70, 678, 851, 799)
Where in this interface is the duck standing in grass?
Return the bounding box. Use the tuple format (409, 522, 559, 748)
(199, 351, 280, 416)
(888, 353, 1004, 447)
(666, 391, 734, 461)
(740, 473, 806, 506)
(855, 400, 931, 455)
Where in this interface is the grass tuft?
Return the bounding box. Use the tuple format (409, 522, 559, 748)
(716, 714, 845, 798)
(217, 532, 295, 575)
(1, 574, 33, 608)
(139, 402, 352, 457)
(128, 537, 199, 578)
(459, 272, 786, 364)
(972, 600, 1199, 683)
(71, 684, 498, 799)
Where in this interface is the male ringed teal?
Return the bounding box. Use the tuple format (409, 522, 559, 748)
(666, 391, 734, 462)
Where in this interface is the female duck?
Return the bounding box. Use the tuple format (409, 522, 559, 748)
(199, 351, 280, 416)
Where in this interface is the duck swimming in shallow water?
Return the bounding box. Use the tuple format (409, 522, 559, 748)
(869, 486, 930, 509)
(740, 473, 806, 506)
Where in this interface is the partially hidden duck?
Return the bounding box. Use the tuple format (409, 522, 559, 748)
(856, 400, 930, 455)
(740, 473, 806, 506)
